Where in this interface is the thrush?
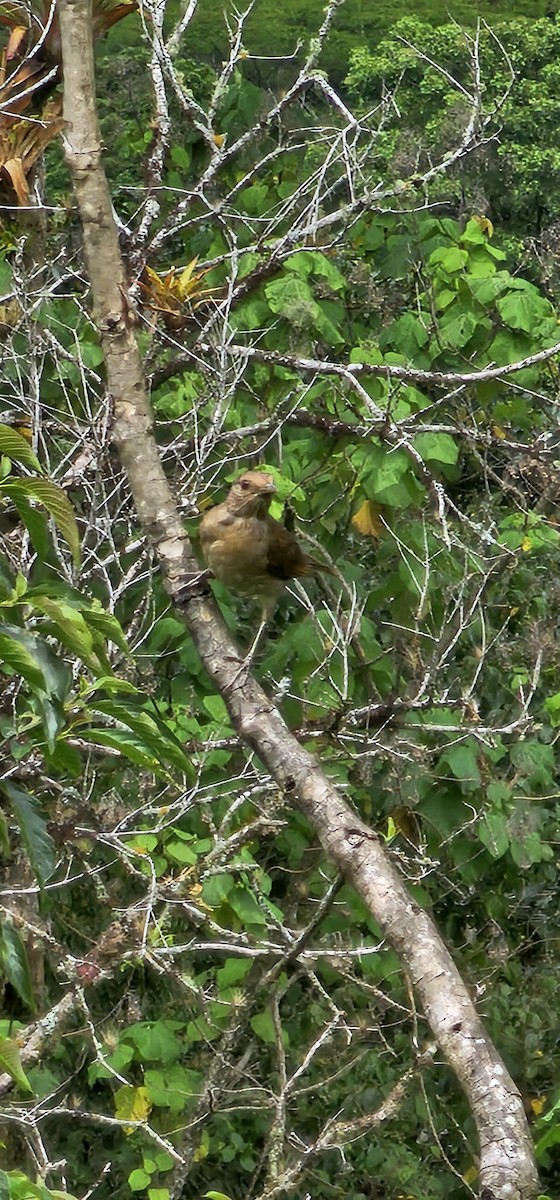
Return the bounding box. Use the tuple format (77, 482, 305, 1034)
(199, 471, 334, 656)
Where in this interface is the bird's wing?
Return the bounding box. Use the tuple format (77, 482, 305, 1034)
(265, 519, 310, 580)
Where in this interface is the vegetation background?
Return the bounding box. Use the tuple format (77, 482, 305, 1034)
(1, 2, 560, 1200)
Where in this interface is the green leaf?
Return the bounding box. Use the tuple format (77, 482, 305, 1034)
(228, 885, 266, 927)
(0, 629, 47, 691)
(124, 1020, 182, 1065)
(201, 873, 234, 907)
(144, 1065, 201, 1111)
(0, 921, 35, 1010)
(81, 605, 130, 656)
(4, 491, 50, 561)
(437, 309, 478, 350)
(0, 625, 71, 702)
(165, 839, 197, 865)
(497, 289, 551, 333)
(439, 743, 481, 788)
(31, 597, 103, 672)
(153, 1151, 174, 1172)
(478, 811, 509, 859)
(286, 249, 346, 291)
(250, 1010, 277, 1044)
(216, 958, 252, 989)
(429, 245, 468, 274)
(2, 783, 55, 887)
(78, 728, 169, 773)
(0, 425, 41, 472)
(359, 445, 416, 507)
(91, 701, 193, 775)
(414, 432, 459, 468)
(128, 1170, 151, 1192)
(0, 1036, 33, 1093)
(2, 479, 80, 564)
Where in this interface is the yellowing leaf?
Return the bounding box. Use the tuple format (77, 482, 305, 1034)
(213, 133, 225, 147)
(473, 215, 494, 237)
(462, 1165, 478, 1184)
(352, 499, 383, 540)
(6, 27, 28, 60)
(115, 1084, 152, 1132)
(492, 423, 506, 440)
(521, 536, 532, 552)
(2, 156, 28, 204)
(530, 1096, 546, 1115)
(140, 259, 215, 329)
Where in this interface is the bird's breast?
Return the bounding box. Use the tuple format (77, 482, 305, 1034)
(201, 512, 275, 596)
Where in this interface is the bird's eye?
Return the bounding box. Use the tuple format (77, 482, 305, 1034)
(239, 480, 250, 490)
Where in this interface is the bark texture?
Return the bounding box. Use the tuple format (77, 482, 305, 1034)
(57, 2, 539, 1195)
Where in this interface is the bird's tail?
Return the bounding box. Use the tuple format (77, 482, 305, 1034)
(300, 556, 336, 577)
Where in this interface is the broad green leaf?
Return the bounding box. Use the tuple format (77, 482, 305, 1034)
(91, 701, 193, 775)
(124, 1020, 182, 1065)
(0, 920, 34, 1009)
(360, 445, 416, 507)
(81, 606, 130, 656)
(429, 245, 468, 274)
(201, 873, 234, 907)
(0, 424, 41, 472)
(382, 311, 430, 356)
(0, 625, 70, 700)
(239, 183, 269, 215)
(437, 309, 478, 350)
(228, 885, 266, 927)
(144, 1065, 201, 1111)
(414, 432, 459, 468)
(2, 783, 55, 887)
(286, 249, 346, 291)
(0, 630, 47, 691)
(439, 743, 481, 788)
(202, 694, 229, 722)
(478, 811, 509, 859)
(3, 490, 50, 561)
(152, 1151, 174, 1171)
(31, 597, 103, 672)
(250, 1010, 277, 1044)
(2, 479, 80, 564)
(128, 1170, 151, 1192)
(78, 728, 167, 772)
(497, 289, 551, 333)
(216, 958, 252, 989)
(165, 839, 197, 865)
(0, 1036, 33, 1093)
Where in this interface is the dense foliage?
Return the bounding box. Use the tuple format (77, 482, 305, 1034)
(346, 13, 560, 237)
(0, 3, 560, 1200)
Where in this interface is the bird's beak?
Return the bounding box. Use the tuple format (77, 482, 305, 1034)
(260, 480, 276, 495)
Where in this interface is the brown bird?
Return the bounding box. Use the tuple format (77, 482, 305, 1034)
(199, 470, 334, 659)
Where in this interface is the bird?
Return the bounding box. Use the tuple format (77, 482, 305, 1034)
(199, 470, 334, 663)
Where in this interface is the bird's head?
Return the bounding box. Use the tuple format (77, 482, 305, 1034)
(227, 471, 277, 516)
